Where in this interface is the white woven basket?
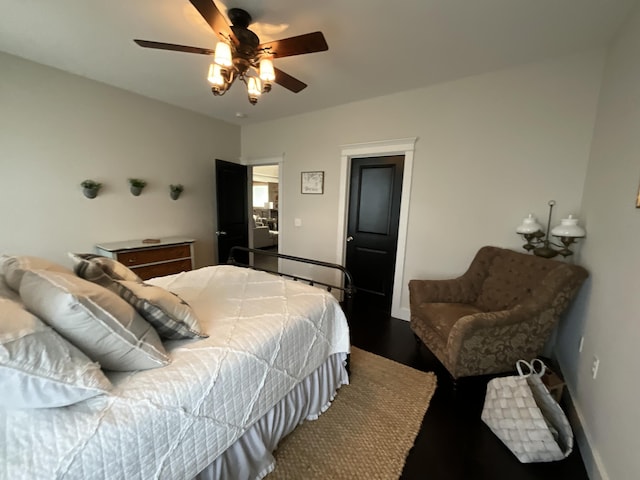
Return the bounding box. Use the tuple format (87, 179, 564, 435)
(481, 359, 573, 463)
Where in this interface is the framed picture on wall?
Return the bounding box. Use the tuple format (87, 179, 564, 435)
(301, 171, 324, 194)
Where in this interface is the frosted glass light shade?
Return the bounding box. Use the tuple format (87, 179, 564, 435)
(259, 59, 275, 82)
(247, 77, 261, 97)
(214, 42, 232, 67)
(516, 214, 543, 234)
(207, 64, 224, 86)
(551, 215, 585, 238)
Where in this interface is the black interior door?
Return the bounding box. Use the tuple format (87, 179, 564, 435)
(346, 156, 404, 313)
(215, 159, 248, 264)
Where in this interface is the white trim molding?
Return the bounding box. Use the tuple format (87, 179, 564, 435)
(337, 137, 417, 320)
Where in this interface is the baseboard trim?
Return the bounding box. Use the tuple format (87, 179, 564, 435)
(393, 306, 410, 321)
(563, 385, 609, 480)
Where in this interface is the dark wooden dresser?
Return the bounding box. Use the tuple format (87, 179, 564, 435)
(95, 237, 195, 280)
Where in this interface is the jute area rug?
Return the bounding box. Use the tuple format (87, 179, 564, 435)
(266, 347, 437, 479)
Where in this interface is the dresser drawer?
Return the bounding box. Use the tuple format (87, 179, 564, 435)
(95, 237, 195, 281)
(131, 258, 193, 280)
(117, 244, 191, 267)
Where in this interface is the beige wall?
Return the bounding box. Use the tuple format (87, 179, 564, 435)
(556, 4, 640, 479)
(242, 49, 604, 318)
(0, 51, 240, 268)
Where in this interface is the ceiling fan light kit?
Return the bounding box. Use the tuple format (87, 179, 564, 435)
(134, 1, 328, 106)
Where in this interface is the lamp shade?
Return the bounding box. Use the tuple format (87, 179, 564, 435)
(214, 42, 232, 67)
(207, 64, 224, 86)
(259, 58, 275, 82)
(516, 214, 543, 234)
(247, 77, 261, 96)
(551, 215, 585, 238)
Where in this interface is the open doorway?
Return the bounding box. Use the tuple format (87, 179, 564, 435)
(250, 165, 279, 268)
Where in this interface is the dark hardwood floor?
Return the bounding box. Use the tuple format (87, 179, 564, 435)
(347, 305, 589, 480)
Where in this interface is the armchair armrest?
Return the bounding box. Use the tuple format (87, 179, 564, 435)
(253, 226, 272, 249)
(452, 304, 539, 334)
(446, 304, 555, 377)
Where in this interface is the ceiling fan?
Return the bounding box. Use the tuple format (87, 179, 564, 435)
(134, 0, 329, 105)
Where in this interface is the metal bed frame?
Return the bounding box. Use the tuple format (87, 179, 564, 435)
(227, 246, 356, 320)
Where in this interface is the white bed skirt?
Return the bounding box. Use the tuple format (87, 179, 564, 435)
(195, 352, 349, 480)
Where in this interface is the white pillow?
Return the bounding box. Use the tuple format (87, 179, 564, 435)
(2, 255, 74, 292)
(0, 298, 112, 408)
(20, 270, 169, 371)
(116, 280, 207, 339)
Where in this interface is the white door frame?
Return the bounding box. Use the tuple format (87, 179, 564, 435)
(337, 138, 417, 320)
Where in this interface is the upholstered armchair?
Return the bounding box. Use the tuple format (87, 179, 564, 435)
(252, 215, 278, 249)
(409, 246, 588, 380)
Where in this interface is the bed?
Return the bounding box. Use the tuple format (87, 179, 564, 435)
(0, 249, 352, 480)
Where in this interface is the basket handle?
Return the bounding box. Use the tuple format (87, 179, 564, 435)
(516, 358, 547, 377)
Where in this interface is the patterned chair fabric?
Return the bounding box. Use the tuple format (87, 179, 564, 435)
(409, 246, 588, 379)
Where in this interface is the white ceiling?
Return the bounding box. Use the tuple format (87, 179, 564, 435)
(253, 165, 279, 179)
(0, 0, 637, 125)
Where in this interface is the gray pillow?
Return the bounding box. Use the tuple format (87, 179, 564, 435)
(71, 253, 206, 340)
(0, 272, 20, 302)
(20, 270, 169, 371)
(0, 298, 112, 408)
(116, 280, 207, 340)
(2, 255, 74, 292)
(68, 252, 142, 282)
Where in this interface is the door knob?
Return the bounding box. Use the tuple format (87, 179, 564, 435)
(216, 231, 227, 236)
(346, 236, 354, 242)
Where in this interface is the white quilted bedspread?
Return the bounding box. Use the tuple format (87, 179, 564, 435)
(1, 265, 350, 480)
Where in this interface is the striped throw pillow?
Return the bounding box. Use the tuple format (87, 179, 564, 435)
(114, 281, 207, 340)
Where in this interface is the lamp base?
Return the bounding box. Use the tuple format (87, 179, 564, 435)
(533, 245, 559, 258)
(533, 243, 575, 258)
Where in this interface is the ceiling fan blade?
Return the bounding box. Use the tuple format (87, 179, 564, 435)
(189, 0, 238, 45)
(274, 67, 307, 93)
(134, 39, 214, 55)
(259, 32, 328, 59)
